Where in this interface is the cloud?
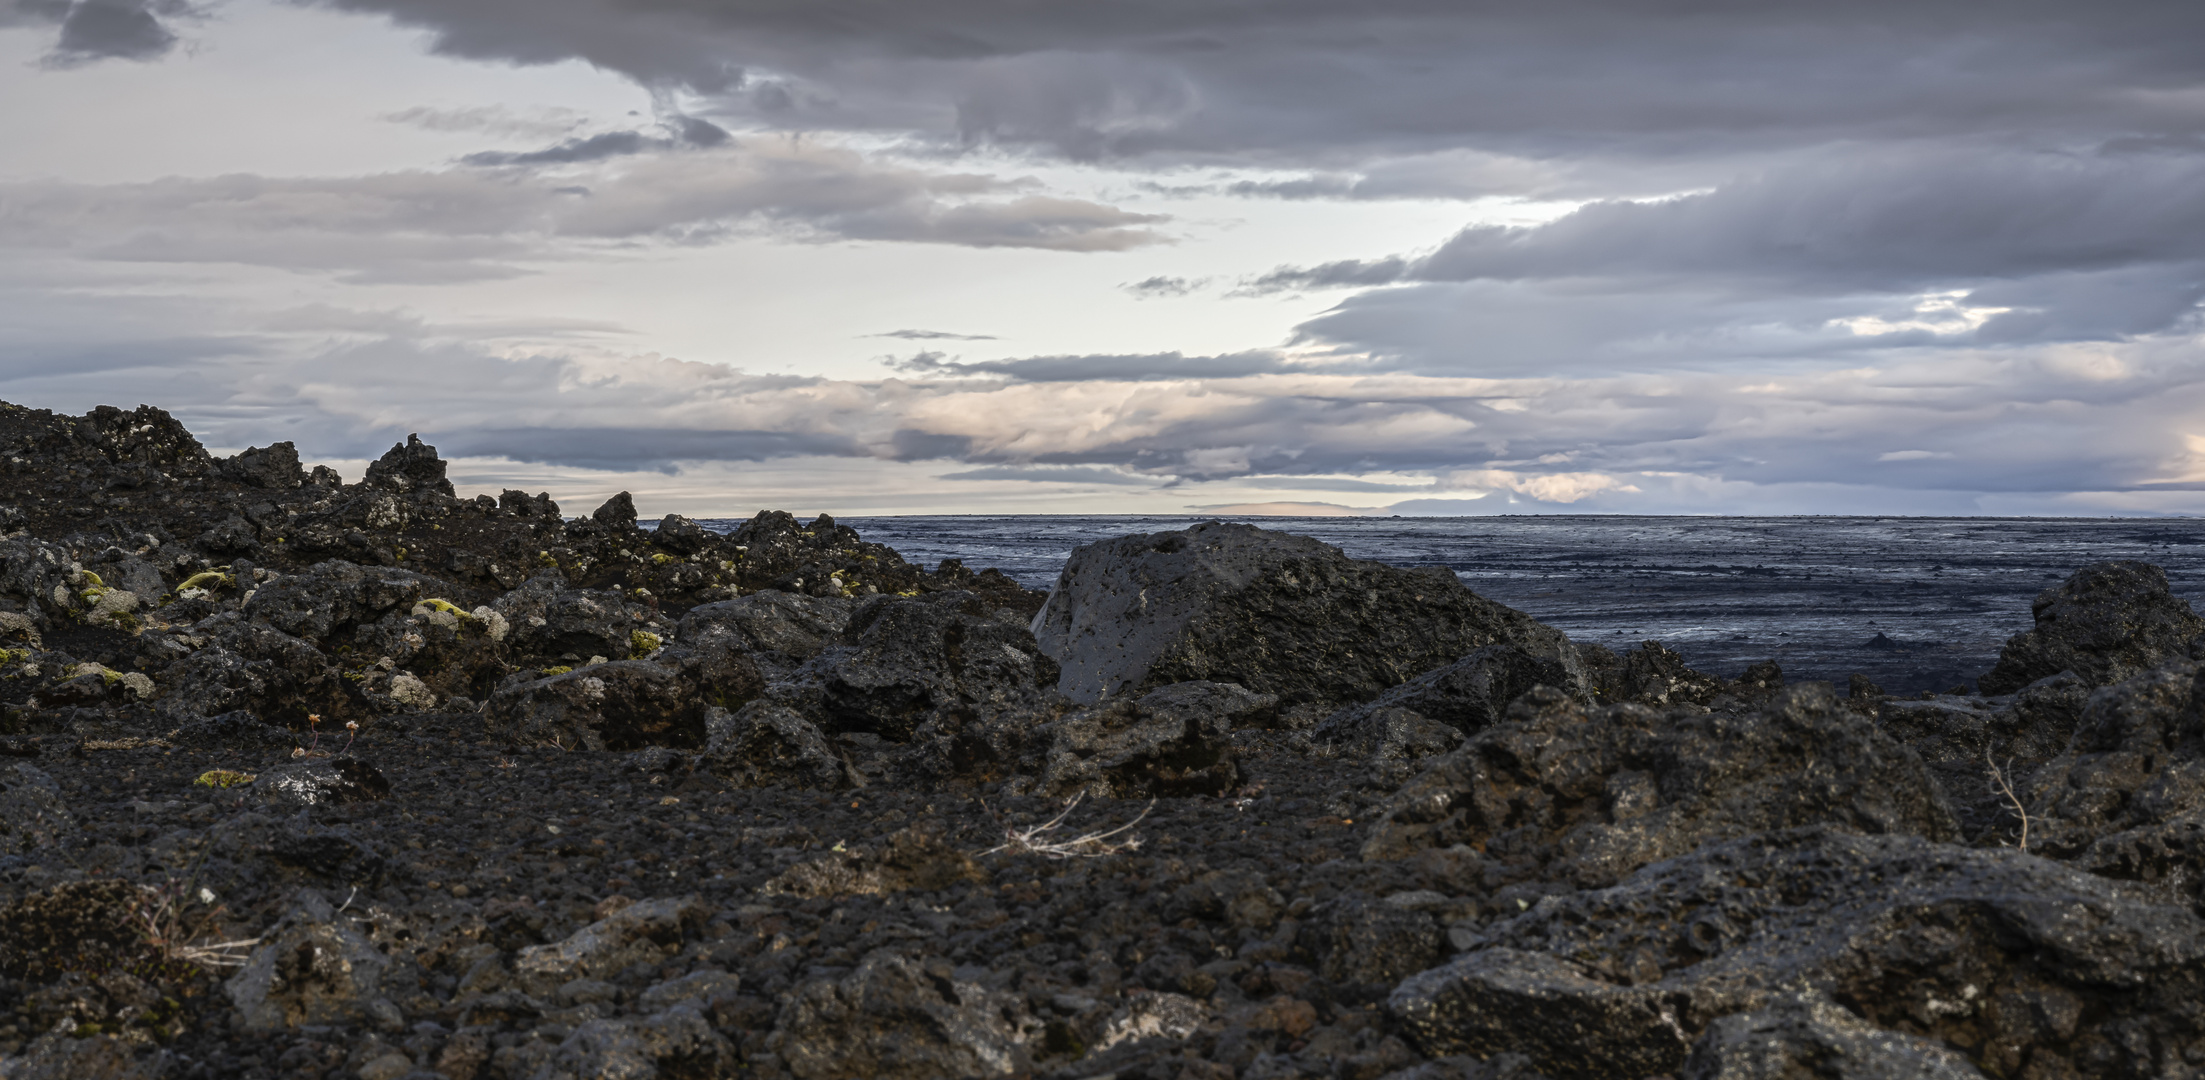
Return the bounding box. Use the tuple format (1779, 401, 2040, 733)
(382, 104, 586, 139)
(871, 329, 998, 341)
(941, 464, 1152, 485)
(1187, 501, 1380, 517)
(295, 0, 2205, 170)
(42, 0, 183, 65)
(884, 349, 1303, 381)
(458, 115, 734, 166)
(462, 130, 652, 166)
(1122, 275, 1205, 298)
(0, 136, 1170, 283)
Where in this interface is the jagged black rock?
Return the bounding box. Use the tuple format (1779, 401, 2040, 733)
(0, 401, 2200, 1080)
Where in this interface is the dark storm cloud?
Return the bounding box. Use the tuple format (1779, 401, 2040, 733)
(43, 0, 181, 64)
(1254, 145, 2205, 374)
(885, 349, 1301, 381)
(301, 0, 2205, 164)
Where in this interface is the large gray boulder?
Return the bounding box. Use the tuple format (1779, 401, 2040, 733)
(1032, 521, 1586, 707)
(1978, 560, 2205, 694)
(1391, 828, 2205, 1079)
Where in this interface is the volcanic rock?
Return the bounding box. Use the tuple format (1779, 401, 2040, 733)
(0, 763, 76, 855)
(701, 701, 854, 789)
(1680, 993, 1989, 1079)
(1032, 520, 1588, 707)
(531, 1005, 735, 1080)
(512, 895, 711, 995)
(1017, 680, 1261, 798)
(821, 590, 1058, 742)
(1316, 642, 1582, 745)
(1978, 560, 2205, 694)
(253, 756, 391, 808)
(678, 590, 857, 677)
(1361, 684, 1958, 885)
(1389, 828, 2205, 1078)
(772, 952, 1034, 1080)
(361, 433, 456, 496)
(228, 888, 399, 1032)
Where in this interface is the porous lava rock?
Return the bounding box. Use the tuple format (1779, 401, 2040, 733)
(1017, 680, 1264, 798)
(771, 952, 1035, 1080)
(9, 396, 2205, 1080)
(1315, 642, 1583, 746)
(1390, 828, 2205, 1078)
(1032, 520, 1587, 707)
(821, 590, 1058, 742)
(2015, 659, 2205, 906)
(1978, 560, 2205, 694)
(227, 888, 399, 1032)
(1680, 993, 1990, 1079)
(0, 762, 76, 855)
(1361, 684, 1959, 886)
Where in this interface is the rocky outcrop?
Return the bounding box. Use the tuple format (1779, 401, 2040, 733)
(1315, 643, 1583, 749)
(1032, 520, 1587, 708)
(487, 658, 758, 752)
(10, 397, 2205, 1080)
(2015, 659, 2205, 906)
(1017, 680, 1263, 798)
(1391, 828, 2205, 1078)
(701, 701, 855, 789)
(822, 590, 1058, 742)
(1361, 685, 1959, 886)
(1979, 560, 2205, 694)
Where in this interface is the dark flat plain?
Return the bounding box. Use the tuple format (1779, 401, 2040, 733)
(776, 516, 2205, 695)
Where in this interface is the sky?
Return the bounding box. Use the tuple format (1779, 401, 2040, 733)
(4, 0, 2205, 518)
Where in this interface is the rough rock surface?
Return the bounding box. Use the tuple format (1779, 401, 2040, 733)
(227, 888, 397, 1032)
(2, 401, 2204, 1080)
(1018, 680, 1265, 798)
(1391, 828, 2205, 1078)
(1978, 560, 2205, 694)
(1361, 684, 1958, 886)
(772, 952, 1034, 1079)
(1032, 520, 1587, 707)
(0, 763, 75, 855)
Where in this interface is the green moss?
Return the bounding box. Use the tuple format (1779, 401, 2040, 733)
(193, 769, 255, 789)
(651, 553, 677, 566)
(175, 570, 232, 593)
(417, 598, 474, 619)
(541, 665, 573, 677)
(629, 630, 662, 657)
(539, 550, 558, 568)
